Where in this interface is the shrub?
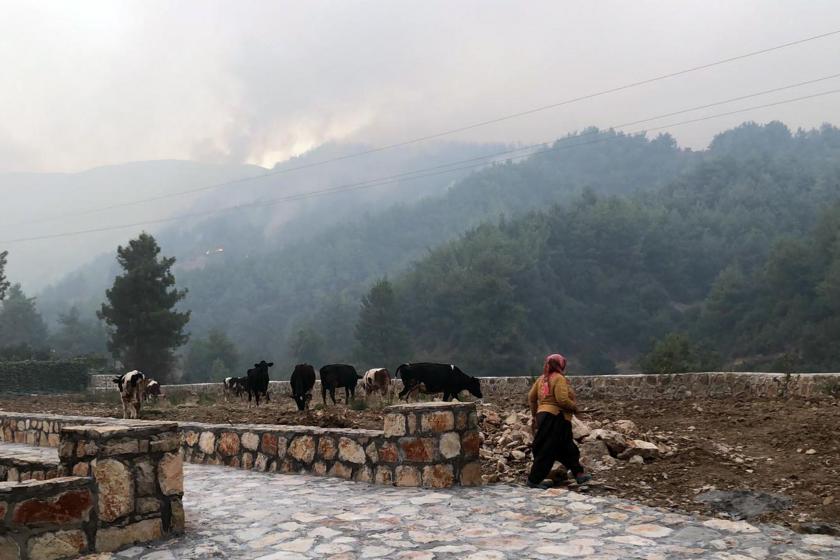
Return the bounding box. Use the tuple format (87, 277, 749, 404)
(0, 357, 106, 393)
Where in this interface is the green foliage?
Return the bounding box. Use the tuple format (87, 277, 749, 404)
(0, 357, 105, 393)
(0, 250, 8, 301)
(183, 329, 240, 382)
(354, 278, 409, 369)
(0, 284, 49, 351)
(98, 233, 190, 381)
(639, 333, 719, 374)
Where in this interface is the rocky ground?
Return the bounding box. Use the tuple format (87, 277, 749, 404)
(477, 396, 840, 533)
(1, 391, 838, 533)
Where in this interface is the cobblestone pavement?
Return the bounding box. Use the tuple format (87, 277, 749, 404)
(90, 464, 837, 560)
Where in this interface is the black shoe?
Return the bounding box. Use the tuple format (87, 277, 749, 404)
(575, 473, 592, 485)
(526, 480, 554, 489)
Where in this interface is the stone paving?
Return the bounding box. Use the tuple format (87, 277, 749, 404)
(75, 463, 840, 560)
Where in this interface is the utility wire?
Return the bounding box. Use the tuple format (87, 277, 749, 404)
(3, 86, 839, 246)
(14, 28, 840, 226)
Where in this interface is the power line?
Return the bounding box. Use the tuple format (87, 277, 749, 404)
(14, 28, 840, 226)
(3, 86, 838, 246)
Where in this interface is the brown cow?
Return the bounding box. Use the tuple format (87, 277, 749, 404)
(363, 368, 391, 402)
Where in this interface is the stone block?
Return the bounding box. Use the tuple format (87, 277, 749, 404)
(218, 432, 240, 456)
(456, 411, 468, 430)
(461, 431, 481, 459)
(13, 488, 93, 525)
(261, 433, 279, 456)
(460, 462, 483, 486)
(72, 462, 89, 477)
(439, 432, 461, 459)
(422, 464, 454, 488)
(135, 497, 160, 515)
(0, 501, 6, 519)
(58, 440, 74, 459)
(354, 465, 373, 483)
(406, 413, 417, 434)
(383, 413, 406, 437)
(198, 431, 216, 455)
(170, 496, 185, 533)
(318, 437, 337, 460)
(241, 432, 260, 451)
(313, 461, 327, 476)
(0, 536, 19, 559)
(241, 452, 254, 470)
(399, 437, 435, 463)
(150, 433, 180, 453)
(101, 438, 138, 456)
(421, 410, 454, 433)
(378, 442, 399, 463)
(365, 442, 378, 464)
(184, 430, 199, 447)
(395, 466, 421, 487)
(135, 459, 156, 496)
(93, 458, 134, 522)
(288, 435, 315, 463)
(329, 462, 353, 480)
(254, 453, 269, 472)
(27, 529, 87, 560)
(158, 452, 183, 495)
(338, 437, 366, 464)
(96, 518, 162, 552)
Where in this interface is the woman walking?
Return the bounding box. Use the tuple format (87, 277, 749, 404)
(527, 354, 590, 488)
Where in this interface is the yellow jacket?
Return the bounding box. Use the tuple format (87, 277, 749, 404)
(528, 373, 577, 420)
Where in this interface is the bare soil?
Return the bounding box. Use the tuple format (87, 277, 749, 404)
(0, 391, 837, 530)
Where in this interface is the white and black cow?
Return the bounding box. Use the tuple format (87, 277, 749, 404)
(223, 376, 247, 402)
(395, 362, 482, 402)
(112, 370, 151, 419)
(143, 379, 163, 402)
(319, 364, 361, 405)
(246, 361, 273, 407)
(289, 364, 316, 411)
(362, 368, 391, 401)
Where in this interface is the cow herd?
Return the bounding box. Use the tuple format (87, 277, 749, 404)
(112, 361, 484, 419)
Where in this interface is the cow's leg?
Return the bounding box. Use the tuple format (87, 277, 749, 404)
(322, 386, 328, 405)
(330, 388, 337, 405)
(133, 398, 141, 419)
(398, 382, 413, 400)
(122, 398, 129, 419)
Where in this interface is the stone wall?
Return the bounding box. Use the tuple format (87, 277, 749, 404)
(92, 371, 840, 401)
(0, 415, 184, 557)
(180, 401, 482, 488)
(59, 423, 184, 552)
(0, 476, 97, 560)
(0, 446, 64, 483)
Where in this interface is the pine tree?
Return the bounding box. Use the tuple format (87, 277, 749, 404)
(50, 306, 107, 358)
(183, 329, 240, 382)
(98, 233, 190, 381)
(288, 327, 325, 366)
(354, 278, 409, 369)
(0, 283, 49, 350)
(0, 251, 9, 301)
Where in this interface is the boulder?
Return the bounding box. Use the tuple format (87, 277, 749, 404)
(618, 439, 660, 461)
(579, 439, 611, 470)
(583, 429, 629, 455)
(571, 415, 592, 440)
(609, 419, 638, 435)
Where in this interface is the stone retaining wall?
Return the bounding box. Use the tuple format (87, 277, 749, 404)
(0, 476, 97, 560)
(0, 415, 184, 558)
(91, 371, 840, 401)
(180, 401, 482, 488)
(0, 447, 63, 483)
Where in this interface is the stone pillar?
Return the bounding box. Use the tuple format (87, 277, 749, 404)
(382, 402, 482, 487)
(58, 422, 184, 553)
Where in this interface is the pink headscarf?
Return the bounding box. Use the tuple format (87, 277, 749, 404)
(541, 354, 567, 397)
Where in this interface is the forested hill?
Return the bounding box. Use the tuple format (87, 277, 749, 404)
(178, 129, 694, 365)
(391, 123, 840, 375)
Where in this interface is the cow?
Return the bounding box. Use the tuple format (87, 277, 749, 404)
(112, 370, 151, 419)
(289, 364, 316, 411)
(246, 361, 273, 406)
(223, 376, 247, 402)
(362, 368, 391, 402)
(395, 362, 483, 402)
(143, 379, 163, 403)
(319, 364, 361, 405)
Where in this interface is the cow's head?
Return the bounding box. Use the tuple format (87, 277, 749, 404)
(290, 391, 313, 411)
(254, 360, 274, 370)
(111, 375, 124, 392)
(466, 375, 483, 399)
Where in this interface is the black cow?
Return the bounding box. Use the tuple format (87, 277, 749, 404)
(319, 364, 361, 405)
(396, 362, 483, 401)
(246, 360, 274, 406)
(289, 364, 316, 411)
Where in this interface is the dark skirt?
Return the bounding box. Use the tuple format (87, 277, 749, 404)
(527, 411, 583, 484)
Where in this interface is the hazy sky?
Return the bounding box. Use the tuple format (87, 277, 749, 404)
(2, 1, 839, 174)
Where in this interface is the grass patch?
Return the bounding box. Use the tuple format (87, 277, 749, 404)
(820, 378, 840, 398)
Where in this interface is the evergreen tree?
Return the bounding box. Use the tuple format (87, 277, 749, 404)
(0, 251, 8, 301)
(98, 233, 190, 381)
(0, 284, 49, 350)
(639, 333, 719, 374)
(288, 327, 325, 366)
(354, 278, 409, 368)
(183, 329, 240, 382)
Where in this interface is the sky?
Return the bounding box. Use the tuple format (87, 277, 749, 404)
(1, 0, 839, 174)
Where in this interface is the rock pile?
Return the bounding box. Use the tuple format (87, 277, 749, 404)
(477, 403, 676, 484)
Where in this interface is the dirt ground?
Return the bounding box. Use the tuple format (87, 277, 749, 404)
(0, 390, 837, 531)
